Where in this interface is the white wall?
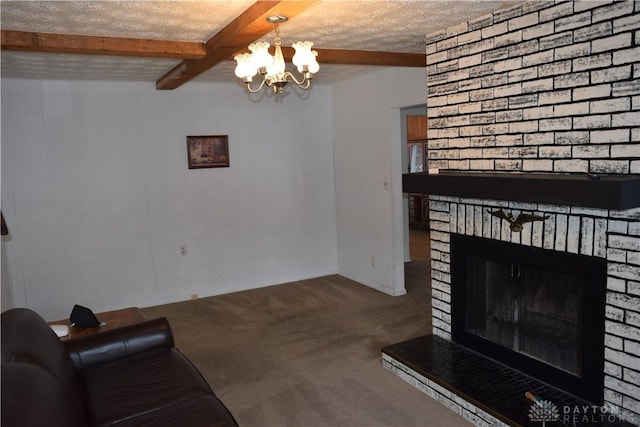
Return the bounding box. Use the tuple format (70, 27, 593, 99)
(1, 79, 337, 320)
(332, 67, 426, 296)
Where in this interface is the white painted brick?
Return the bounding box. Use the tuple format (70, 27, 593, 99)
(508, 94, 538, 109)
(481, 21, 508, 38)
(590, 98, 631, 114)
(540, 2, 573, 22)
(495, 159, 522, 171)
(523, 159, 553, 171)
(539, 145, 572, 158)
(555, 159, 589, 173)
(593, 33, 633, 53)
(429, 95, 448, 107)
(611, 144, 640, 158)
(554, 102, 590, 116)
(482, 123, 509, 135)
(495, 30, 522, 48)
(632, 160, 640, 174)
(509, 146, 538, 158)
(593, 1, 635, 23)
(613, 80, 640, 97)
(607, 277, 627, 293)
(458, 53, 483, 69)
(613, 13, 640, 34)
(609, 234, 640, 251)
(523, 21, 554, 40)
(457, 29, 482, 46)
(590, 160, 630, 174)
(496, 134, 523, 146)
(573, 83, 612, 100)
(573, 114, 612, 129)
(523, 50, 555, 67)
(591, 129, 631, 144)
(612, 111, 640, 127)
(554, 42, 591, 60)
(567, 215, 580, 253)
(539, 89, 571, 105)
(581, 216, 594, 256)
(575, 20, 612, 43)
(523, 106, 554, 119)
(573, 53, 613, 72)
(469, 159, 494, 170)
(447, 21, 469, 37)
(540, 31, 573, 50)
(538, 60, 572, 77)
(509, 121, 538, 133)
(613, 47, 640, 66)
(509, 12, 539, 31)
(609, 262, 640, 281)
(522, 78, 553, 93)
(554, 72, 590, 88)
(591, 65, 631, 83)
(606, 305, 625, 323)
(608, 247, 627, 263)
(556, 131, 589, 145)
(496, 110, 523, 122)
(556, 10, 592, 32)
(605, 361, 623, 378)
(540, 117, 572, 131)
(605, 376, 640, 401)
(494, 83, 522, 98)
(606, 333, 624, 350)
(572, 144, 610, 158)
(575, 0, 613, 13)
(494, 57, 522, 73)
(447, 92, 470, 104)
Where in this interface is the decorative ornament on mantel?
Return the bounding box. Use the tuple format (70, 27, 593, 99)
(233, 15, 319, 94)
(488, 209, 550, 233)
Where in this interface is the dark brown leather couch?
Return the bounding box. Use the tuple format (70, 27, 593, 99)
(1, 308, 239, 427)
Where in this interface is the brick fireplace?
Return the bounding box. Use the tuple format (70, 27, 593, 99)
(383, 1, 640, 426)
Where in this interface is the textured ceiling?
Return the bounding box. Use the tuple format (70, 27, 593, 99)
(1, 0, 515, 85)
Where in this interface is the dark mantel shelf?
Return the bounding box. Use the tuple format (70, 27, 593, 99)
(403, 172, 640, 210)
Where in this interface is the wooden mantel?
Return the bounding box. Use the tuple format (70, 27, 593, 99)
(403, 172, 640, 210)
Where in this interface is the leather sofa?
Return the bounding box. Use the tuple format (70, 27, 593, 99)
(1, 308, 239, 427)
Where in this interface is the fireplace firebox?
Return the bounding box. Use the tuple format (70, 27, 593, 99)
(451, 234, 606, 404)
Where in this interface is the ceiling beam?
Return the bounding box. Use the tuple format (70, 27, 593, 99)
(279, 47, 426, 67)
(155, 0, 319, 90)
(1, 30, 206, 59)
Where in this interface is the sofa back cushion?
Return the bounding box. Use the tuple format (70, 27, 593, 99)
(1, 308, 87, 427)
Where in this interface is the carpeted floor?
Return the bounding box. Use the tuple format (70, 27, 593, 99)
(142, 231, 471, 427)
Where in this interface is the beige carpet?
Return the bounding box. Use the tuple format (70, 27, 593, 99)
(142, 258, 470, 426)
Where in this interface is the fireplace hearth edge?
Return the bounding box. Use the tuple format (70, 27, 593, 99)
(382, 335, 635, 427)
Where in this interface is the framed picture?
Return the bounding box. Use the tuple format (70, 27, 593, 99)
(186, 135, 229, 169)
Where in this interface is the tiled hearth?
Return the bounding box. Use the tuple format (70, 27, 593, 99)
(385, 1, 640, 426)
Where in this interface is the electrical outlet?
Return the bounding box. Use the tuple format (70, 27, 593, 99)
(191, 294, 199, 300)
(179, 245, 187, 256)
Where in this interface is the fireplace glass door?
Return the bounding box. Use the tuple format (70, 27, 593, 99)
(465, 255, 583, 376)
(451, 234, 605, 403)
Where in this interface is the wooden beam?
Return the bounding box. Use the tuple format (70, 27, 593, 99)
(155, 0, 319, 90)
(1, 30, 206, 59)
(278, 47, 426, 67)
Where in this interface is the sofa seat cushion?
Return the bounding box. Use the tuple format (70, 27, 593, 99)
(81, 347, 215, 427)
(114, 395, 237, 427)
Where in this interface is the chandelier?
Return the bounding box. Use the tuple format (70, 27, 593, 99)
(233, 15, 319, 94)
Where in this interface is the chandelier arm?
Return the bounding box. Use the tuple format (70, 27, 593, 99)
(283, 71, 308, 87)
(245, 79, 267, 94)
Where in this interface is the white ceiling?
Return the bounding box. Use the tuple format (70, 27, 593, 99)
(1, 0, 515, 86)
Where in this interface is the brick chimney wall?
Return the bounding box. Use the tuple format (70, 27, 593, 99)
(425, 1, 640, 423)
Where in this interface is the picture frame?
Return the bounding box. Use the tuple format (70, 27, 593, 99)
(186, 135, 229, 169)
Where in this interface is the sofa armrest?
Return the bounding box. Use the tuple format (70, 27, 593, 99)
(64, 317, 174, 370)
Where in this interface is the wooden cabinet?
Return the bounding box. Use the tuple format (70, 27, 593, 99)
(407, 115, 428, 141)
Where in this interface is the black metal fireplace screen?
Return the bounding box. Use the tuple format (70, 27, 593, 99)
(451, 234, 606, 403)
